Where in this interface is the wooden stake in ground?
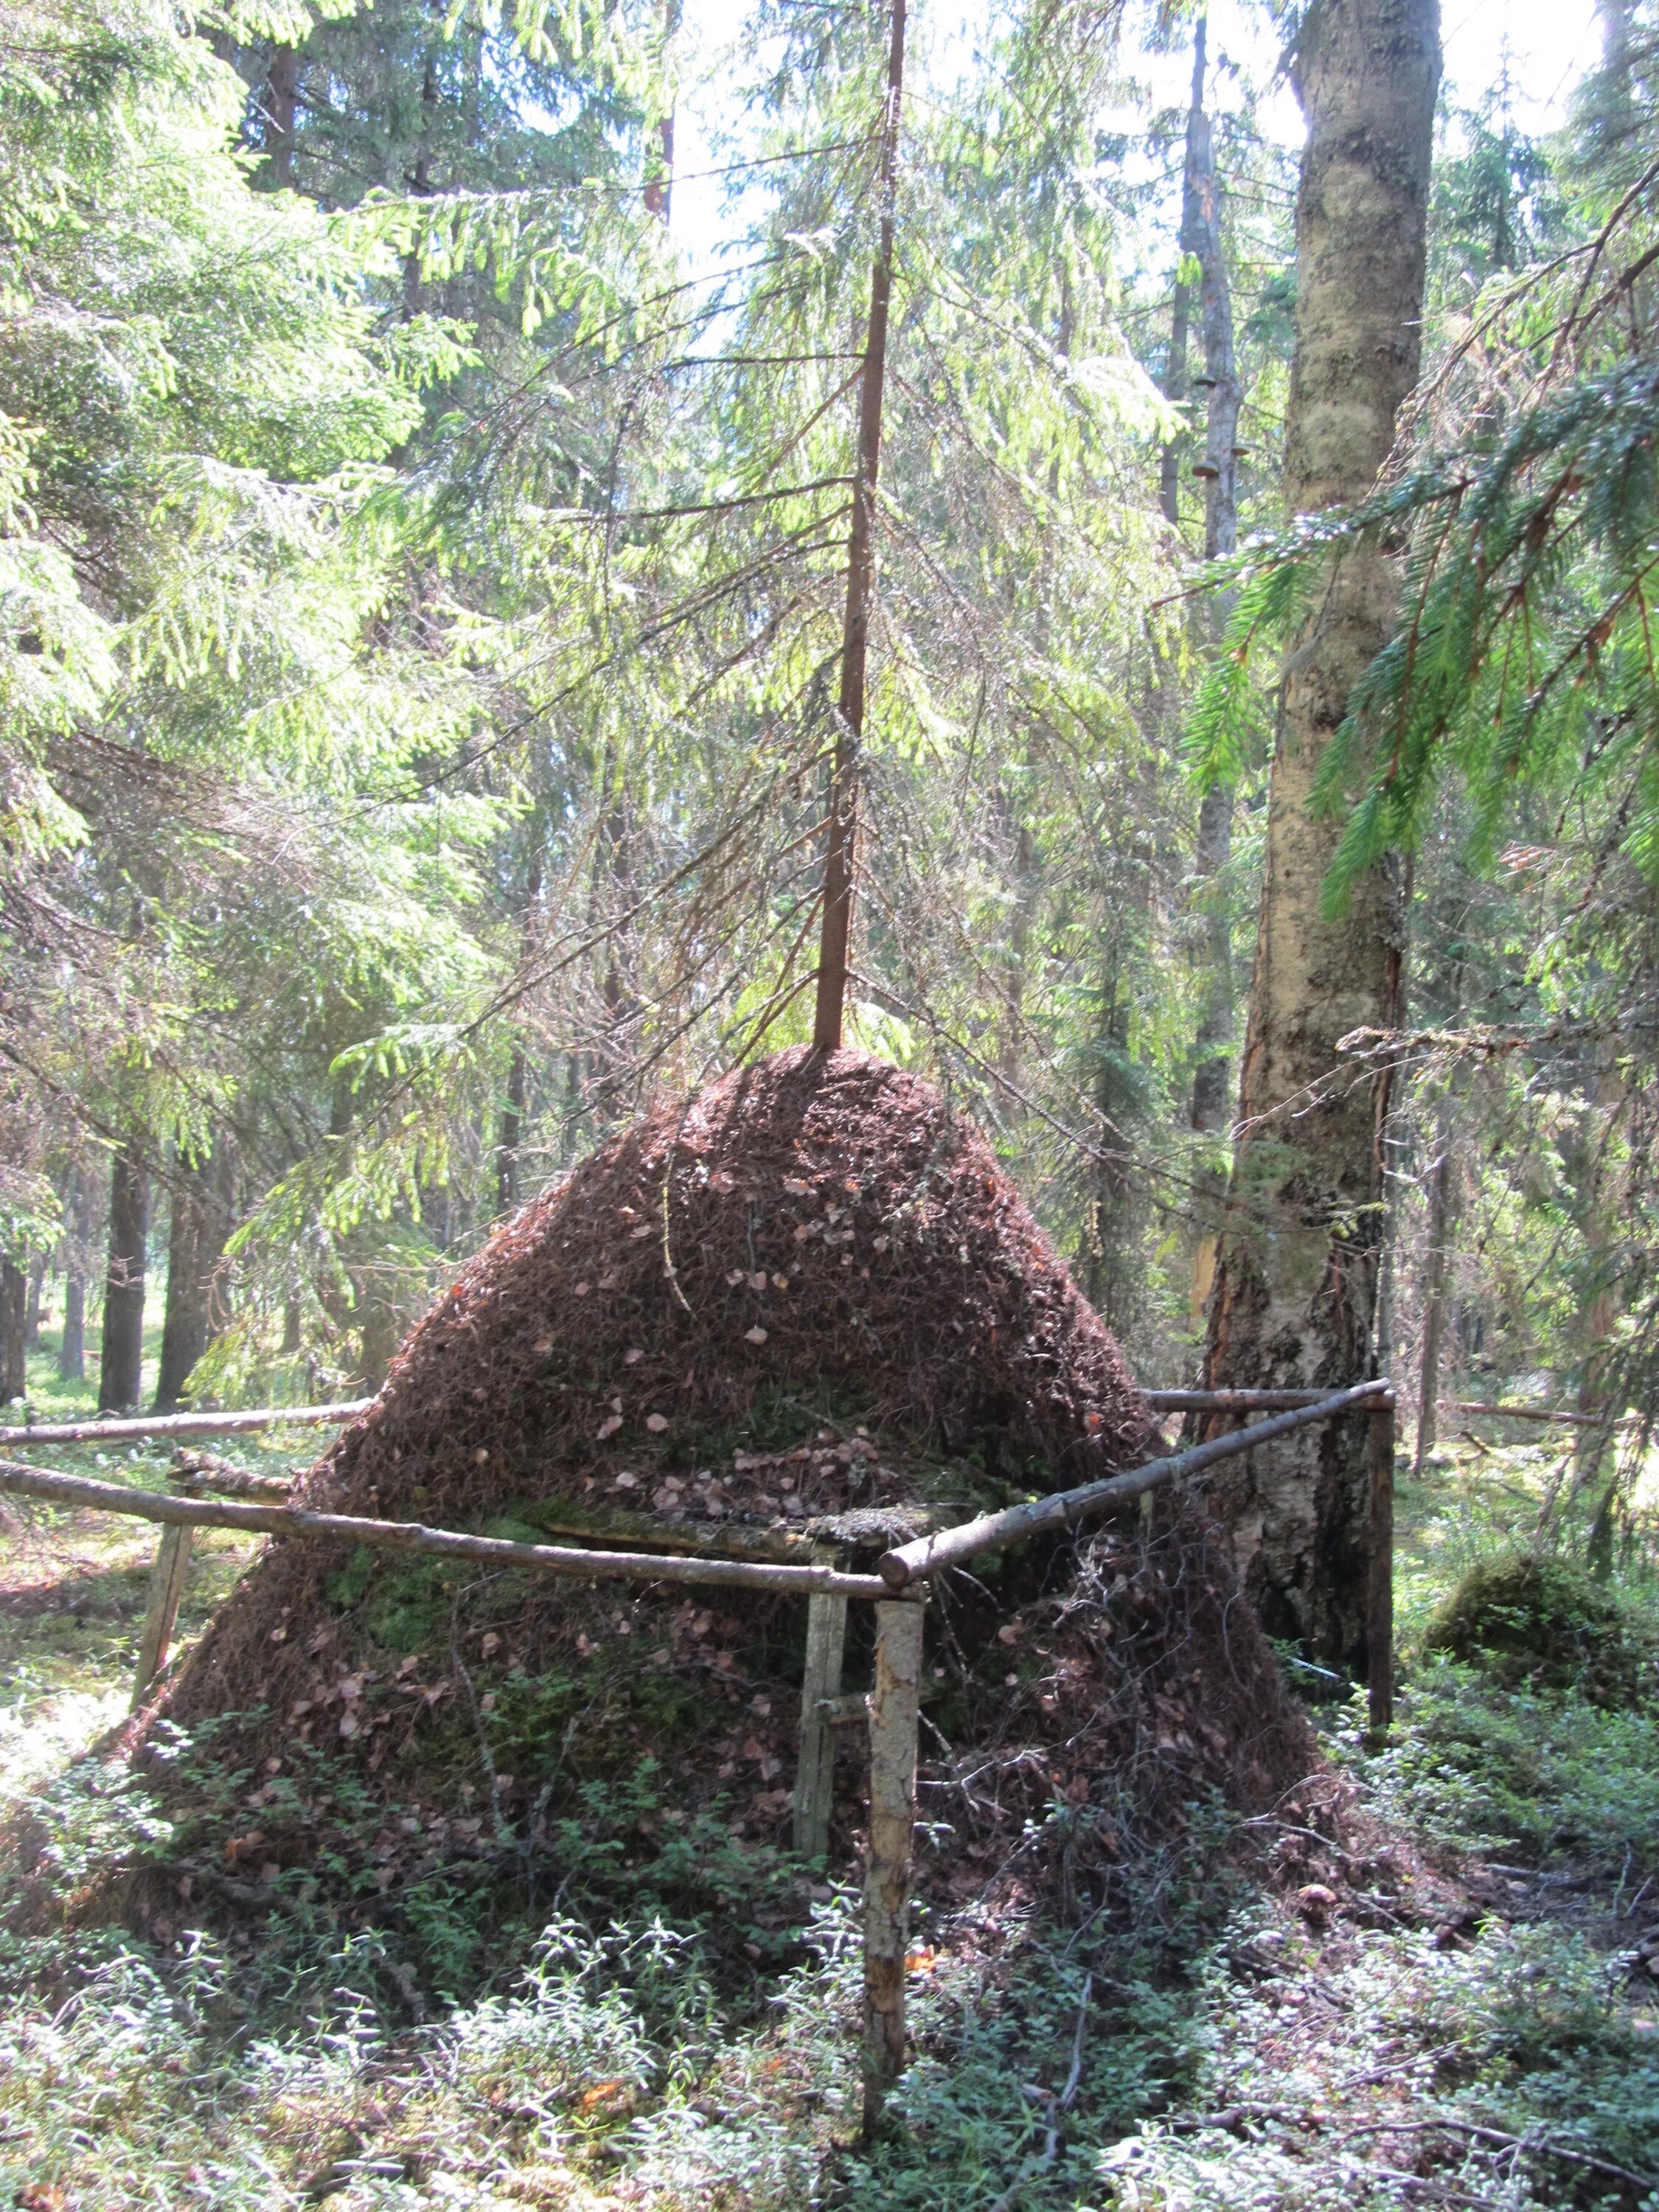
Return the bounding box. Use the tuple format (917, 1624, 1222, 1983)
(132, 1470, 195, 1710)
(862, 1595, 925, 2132)
(813, 0, 906, 1052)
(795, 1576, 849, 1859)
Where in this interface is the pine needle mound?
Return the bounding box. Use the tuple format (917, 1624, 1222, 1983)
(138, 1048, 1325, 1946)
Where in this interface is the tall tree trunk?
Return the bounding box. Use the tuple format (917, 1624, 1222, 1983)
(265, 44, 299, 188)
(496, 844, 545, 1217)
(59, 1164, 86, 1384)
(24, 1255, 44, 1352)
(1158, 18, 1206, 529)
(1183, 13, 1243, 1315)
(154, 1148, 234, 1411)
(1412, 1091, 1458, 1473)
(400, 54, 439, 315)
(997, 812, 1037, 1089)
(497, 1053, 530, 1219)
(98, 1143, 150, 1411)
(643, 0, 680, 221)
(155, 1170, 203, 1413)
(0, 1260, 24, 1401)
(60, 1273, 84, 1382)
(813, 0, 906, 1051)
(1188, 18, 1241, 1135)
(1568, 1046, 1624, 1571)
(1200, 0, 1439, 1668)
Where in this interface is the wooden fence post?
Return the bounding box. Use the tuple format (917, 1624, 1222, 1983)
(1367, 1394, 1396, 1739)
(862, 1594, 925, 2135)
(131, 1515, 193, 1711)
(794, 1576, 848, 1859)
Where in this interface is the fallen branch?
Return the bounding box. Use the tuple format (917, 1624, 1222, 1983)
(0, 1400, 373, 1447)
(1336, 2115, 1659, 2194)
(0, 1460, 892, 1601)
(1439, 1398, 1635, 1430)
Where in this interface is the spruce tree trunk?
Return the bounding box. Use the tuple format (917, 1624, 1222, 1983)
(0, 1260, 24, 1401)
(1184, 13, 1242, 1314)
(98, 1144, 150, 1411)
(1158, 17, 1206, 529)
(24, 1256, 44, 1352)
(813, 0, 906, 1051)
(1188, 24, 1240, 1135)
(266, 44, 299, 188)
(496, 844, 543, 1217)
(1201, 0, 1439, 1667)
(1412, 1093, 1458, 1473)
(154, 1150, 233, 1411)
(59, 1166, 86, 1384)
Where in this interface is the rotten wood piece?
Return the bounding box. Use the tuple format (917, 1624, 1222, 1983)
(794, 1576, 849, 1858)
(0, 1461, 892, 1601)
(862, 1595, 925, 2133)
(877, 1380, 1394, 1588)
(0, 1398, 372, 1447)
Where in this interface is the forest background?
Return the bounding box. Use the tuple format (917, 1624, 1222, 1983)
(0, 0, 1655, 1540)
(7, 0, 1659, 2205)
(6, 0, 1652, 1546)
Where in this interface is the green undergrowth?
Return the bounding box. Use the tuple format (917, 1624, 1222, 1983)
(2, 1409, 1659, 2207)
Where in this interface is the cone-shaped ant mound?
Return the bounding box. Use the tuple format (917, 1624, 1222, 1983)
(144, 1050, 1316, 1943)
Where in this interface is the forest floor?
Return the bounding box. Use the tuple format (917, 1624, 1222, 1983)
(2, 1350, 1658, 2211)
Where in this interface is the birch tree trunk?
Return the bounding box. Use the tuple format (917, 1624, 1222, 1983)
(1201, 0, 1439, 1667)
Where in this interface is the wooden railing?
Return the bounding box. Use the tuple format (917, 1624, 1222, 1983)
(0, 1376, 1393, 2131)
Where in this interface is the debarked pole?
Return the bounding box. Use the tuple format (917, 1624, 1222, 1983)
(131, 1513, 193, 1711)
(877, 1380, 1394, 1588)
(862, 1593, 925, 2135)
(795, 1576, 848, 1859)
(0, 1461, 891, 1600)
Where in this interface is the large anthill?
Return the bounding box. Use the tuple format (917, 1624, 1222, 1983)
(139, 1049, 1317, 1940)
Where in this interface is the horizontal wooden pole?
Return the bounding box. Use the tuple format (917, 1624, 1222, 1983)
(1143, 1388, 1343, 1412)
(877, 1380, 1394, 1588)
(0, 1461, 894, 1601)
(0, 1400, 373, 1447)
(1439, 1398, 1635, 1430)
